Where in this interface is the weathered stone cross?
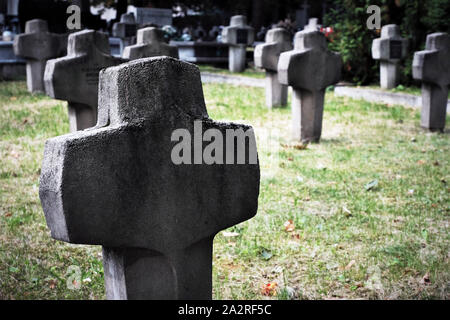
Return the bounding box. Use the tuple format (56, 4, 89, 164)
(13, 19, 67, 93)
(278, 30, 342, 143)
(413, 32, 450, 131)
(122, 27, 179, 60)
(303, 18, 320, 32)
(39, 57, 260, 300)
(221, 15, 254, 72)
(372, 24, 408, 89)
(254, 27, 292, 108)
(44, 30, 126, 132)
(112, 13, 138, 53)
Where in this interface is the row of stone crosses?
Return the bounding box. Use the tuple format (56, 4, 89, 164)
(11, 14, 449, 300)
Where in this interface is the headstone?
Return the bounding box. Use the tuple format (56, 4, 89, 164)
(129, 7, 172, 27)
(112, 13, 137, 53)
(13, 19, 67, 93)
(372, 24, 408, 89)
(0, 40, 25, 80)
(295, 0, 310, 30)
(221, 15, 254, 72)
(122, 27, 178, 60)
(39, 56, 260, 300)
(44, 30, 126, 132)
(254, 28, 292, 108)
(278, 30, 342, 143)
(303, 18, 320, 32)
(413, 32, 450, 131)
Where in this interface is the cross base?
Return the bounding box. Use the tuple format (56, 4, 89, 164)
(292, 88, 325, 143)
(26, 60, 46, 93)
(265, 71, 288, 108)
(102, 236, 214, 300)
(68, 102, 97, 132)
(229, 46, 246, 72)
(421, 84, 448, 131)
(380, 61, 399, 89)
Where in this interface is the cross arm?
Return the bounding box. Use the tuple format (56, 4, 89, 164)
(254, 42, 282, 71)
(413, 50, 449, 88)
(40, 119, 260, 254)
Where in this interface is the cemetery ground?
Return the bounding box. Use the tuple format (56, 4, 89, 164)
(0, 79, 449, 300)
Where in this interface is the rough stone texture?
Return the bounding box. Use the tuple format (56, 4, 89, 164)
(372, 24, 408, 89)
(413, 32, 450, 131)
(278, 30, 342, 143)
(122, 27, 178, 60)
(221, 15, 254, 72)
(44, 30, 126, 132)
(254, 28, 292, 108)
(13, 19, 67, 93)
(39, 57, 260, 300)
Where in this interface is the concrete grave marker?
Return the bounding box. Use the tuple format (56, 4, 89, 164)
(413, 32, 450, 131)
(372, 24, 408, 89)
(44, 30, 126, 132)
(112, 13, 137, 53)
(13, 19, 67, 93)
(221, 15, 254, 72)
(39, 57, 260, 300)
(254, 28, 292, 108)
(303, 18, 320, 32)
(278, 30, 342, 143)
(122, 27, 178, 60)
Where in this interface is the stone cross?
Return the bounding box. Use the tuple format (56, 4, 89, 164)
(13, 19, 67, 93)
(254, 28, 292, 108)
(372, 24, 408, 89)
(221, 15, 254, 72)
(44, 30, 126, 132)
(278, 30, 342, 143)
(122, 27, 179, 60)
(413, 32, 450, 131)
(39, 57, 260, 300)
(112, 13, 138, 52)
(303, 18, 320, 32)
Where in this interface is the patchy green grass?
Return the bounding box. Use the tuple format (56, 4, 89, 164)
(199, 64, 265, 79)
(0, 80, 449, 300)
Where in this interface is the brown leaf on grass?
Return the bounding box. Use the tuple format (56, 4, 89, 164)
(48, 279, 57, 289)
(433, 160, 439, 166)
(280, 143, 308, 150)
(417, 160, 425, 165)
(345, 260, 356, 270)
(4, 212, 12, 217)
(284, 220, 295, 232)
(420, 272, 431, 285)
(10, 96, 17, 101)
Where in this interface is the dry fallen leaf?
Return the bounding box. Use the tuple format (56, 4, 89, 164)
(420, 272, 431, 285)
(4, 212, 12, 217)
(284, 220, 295, 232)
(417, 160, 425, 165)
(48, 279, 57, 289)
(345, 260, 356, 270)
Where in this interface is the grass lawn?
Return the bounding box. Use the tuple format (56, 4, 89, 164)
(199, 64, 265, 79)
(0, 80, 449, 300)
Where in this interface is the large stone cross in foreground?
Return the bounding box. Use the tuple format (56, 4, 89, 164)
(122, 27, 179, 59)
(278, 30, 342, 143)
(39, 57, 260, 299)
(13, 19, 67, 93)
(44, 30, 126, 132)
(413, 32, 450, 131)
(254, 27, 292, 108)
(221, 15, 254, 72)
(372, 24, 408, 89)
